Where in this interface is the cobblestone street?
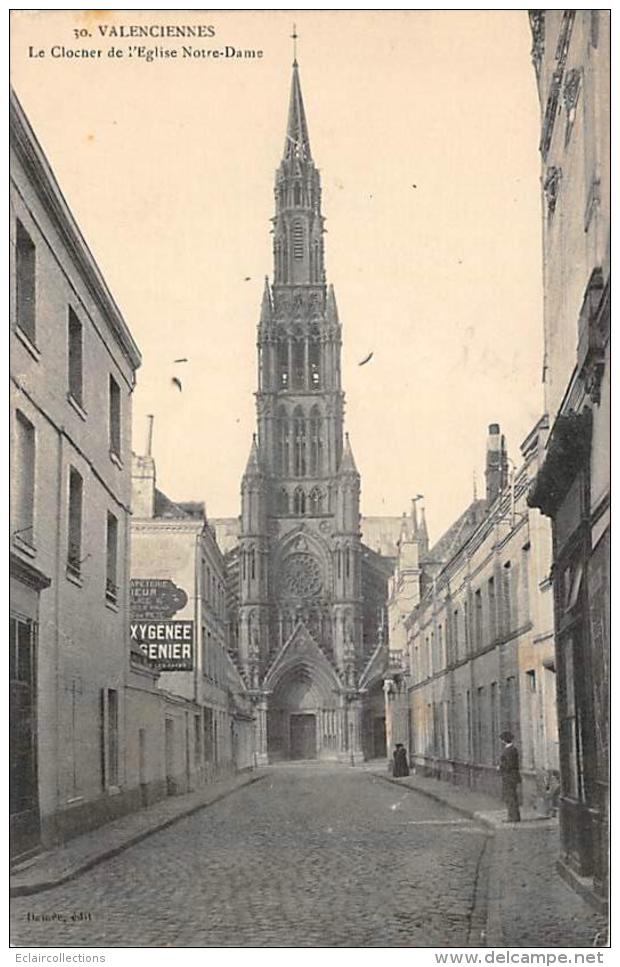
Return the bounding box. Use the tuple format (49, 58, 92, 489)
(11, 765, 488, 947)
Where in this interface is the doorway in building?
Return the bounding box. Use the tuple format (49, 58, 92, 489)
(373, 715, 387, 759)
(290, 714, 317, 760)
(363, 680, 387, 760)
(10, 616, 39, 859)
(165, 717, 175, 795)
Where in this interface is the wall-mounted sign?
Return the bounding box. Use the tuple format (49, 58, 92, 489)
(130, 620, 194, 671)
(130, 578, 188, 620)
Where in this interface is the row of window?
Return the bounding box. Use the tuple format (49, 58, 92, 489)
(201, 561, 225, 618)
(412, 669, 548, 772)
(276, 406, 324, 477)
(13, 409, 120, 600)
(411, 560, 524, 680)
(66, 465, 120, 602)
(275, 485, 325, 516)
(412, 676, 518, 766)
(201, 630, 227, 687)
(272, 337, 322, 390)
(276, 182, 318, 210)
(240, 545, 354, 587)
(14, 218, 123, 458)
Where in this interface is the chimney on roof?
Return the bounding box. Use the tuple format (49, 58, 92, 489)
(145, 414, 154, 456)
(485, 423, 508, 506)
(132, 416, 156, 518)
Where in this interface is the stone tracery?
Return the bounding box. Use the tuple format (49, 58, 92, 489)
(279, 552, 322, 599)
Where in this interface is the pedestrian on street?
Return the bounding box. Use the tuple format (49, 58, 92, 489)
(499, 730, 521, 822)
(393, 743, 410, 778)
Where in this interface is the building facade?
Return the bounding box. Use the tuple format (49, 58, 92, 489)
(527, 10, 610, 899)
(387, 423, 558, 809)
(129, 432, 254, 802)
(224, 57, 392, 764)
(10, 91, 142, 858)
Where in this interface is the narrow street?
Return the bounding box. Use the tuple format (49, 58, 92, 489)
(11, 765, 489, 947)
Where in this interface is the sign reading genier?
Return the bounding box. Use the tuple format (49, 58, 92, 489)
(130, 620, 194, 671)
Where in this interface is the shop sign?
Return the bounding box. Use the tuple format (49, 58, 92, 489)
(130, 578, 188, 620)
(130, 620, 194, 671)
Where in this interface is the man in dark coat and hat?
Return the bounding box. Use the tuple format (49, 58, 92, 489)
(499, 730, 521, 822)
(392, 743, 409, 778)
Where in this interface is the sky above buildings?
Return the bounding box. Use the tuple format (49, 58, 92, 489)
(11, 10, 544, 543)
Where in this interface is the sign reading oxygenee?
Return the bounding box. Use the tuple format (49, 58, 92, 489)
(130, 620, 194, 671)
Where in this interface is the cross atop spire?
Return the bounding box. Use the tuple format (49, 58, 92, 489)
(291, 23, 298, 66)
(283, 55, 312, 163)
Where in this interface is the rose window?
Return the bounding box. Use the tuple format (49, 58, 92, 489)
(280, 553, 322, 599)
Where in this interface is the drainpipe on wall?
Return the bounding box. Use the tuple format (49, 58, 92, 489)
(54, 429, 64, 815)
(194, 529, 202, 707)
(121, 484, 131, 788)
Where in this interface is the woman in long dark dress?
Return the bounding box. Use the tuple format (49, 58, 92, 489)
(393, 743, 409, 777)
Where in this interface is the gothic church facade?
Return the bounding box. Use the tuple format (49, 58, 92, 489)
(228, 58, 394, 764)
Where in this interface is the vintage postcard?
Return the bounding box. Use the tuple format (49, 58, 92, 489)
(9, 8, 610, 953)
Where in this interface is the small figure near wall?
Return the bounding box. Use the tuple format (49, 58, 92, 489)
(393, 743, 410, 778)
(499, 730, 522, 823)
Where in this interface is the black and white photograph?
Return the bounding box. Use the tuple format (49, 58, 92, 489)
(9, 8, 610, 953)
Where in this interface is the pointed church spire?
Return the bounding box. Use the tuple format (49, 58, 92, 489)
(411, 497, 419, 536)
(243, 434, 262, 478)
(326, 284, 339, 326)
(283, 59, 312, 163)
(339, 433, 359, 476)
(260, 276, 272, 324)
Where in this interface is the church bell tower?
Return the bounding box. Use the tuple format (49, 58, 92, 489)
(238, 51, 365, 764)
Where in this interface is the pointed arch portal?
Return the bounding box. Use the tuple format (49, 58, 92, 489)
(267, 664, 340, 761)
(265, 625, 341, 761)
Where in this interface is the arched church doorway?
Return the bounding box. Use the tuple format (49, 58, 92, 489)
(267, 665, 339, 761)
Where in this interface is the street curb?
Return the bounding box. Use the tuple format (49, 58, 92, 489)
(482, 836, 505, 948)
(368, 771, 554, 834)
(369, 772, 504, 947)
(468, 827, 496, 947)
(369, 771, 494, 827)
(10, 773, 266, 898)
